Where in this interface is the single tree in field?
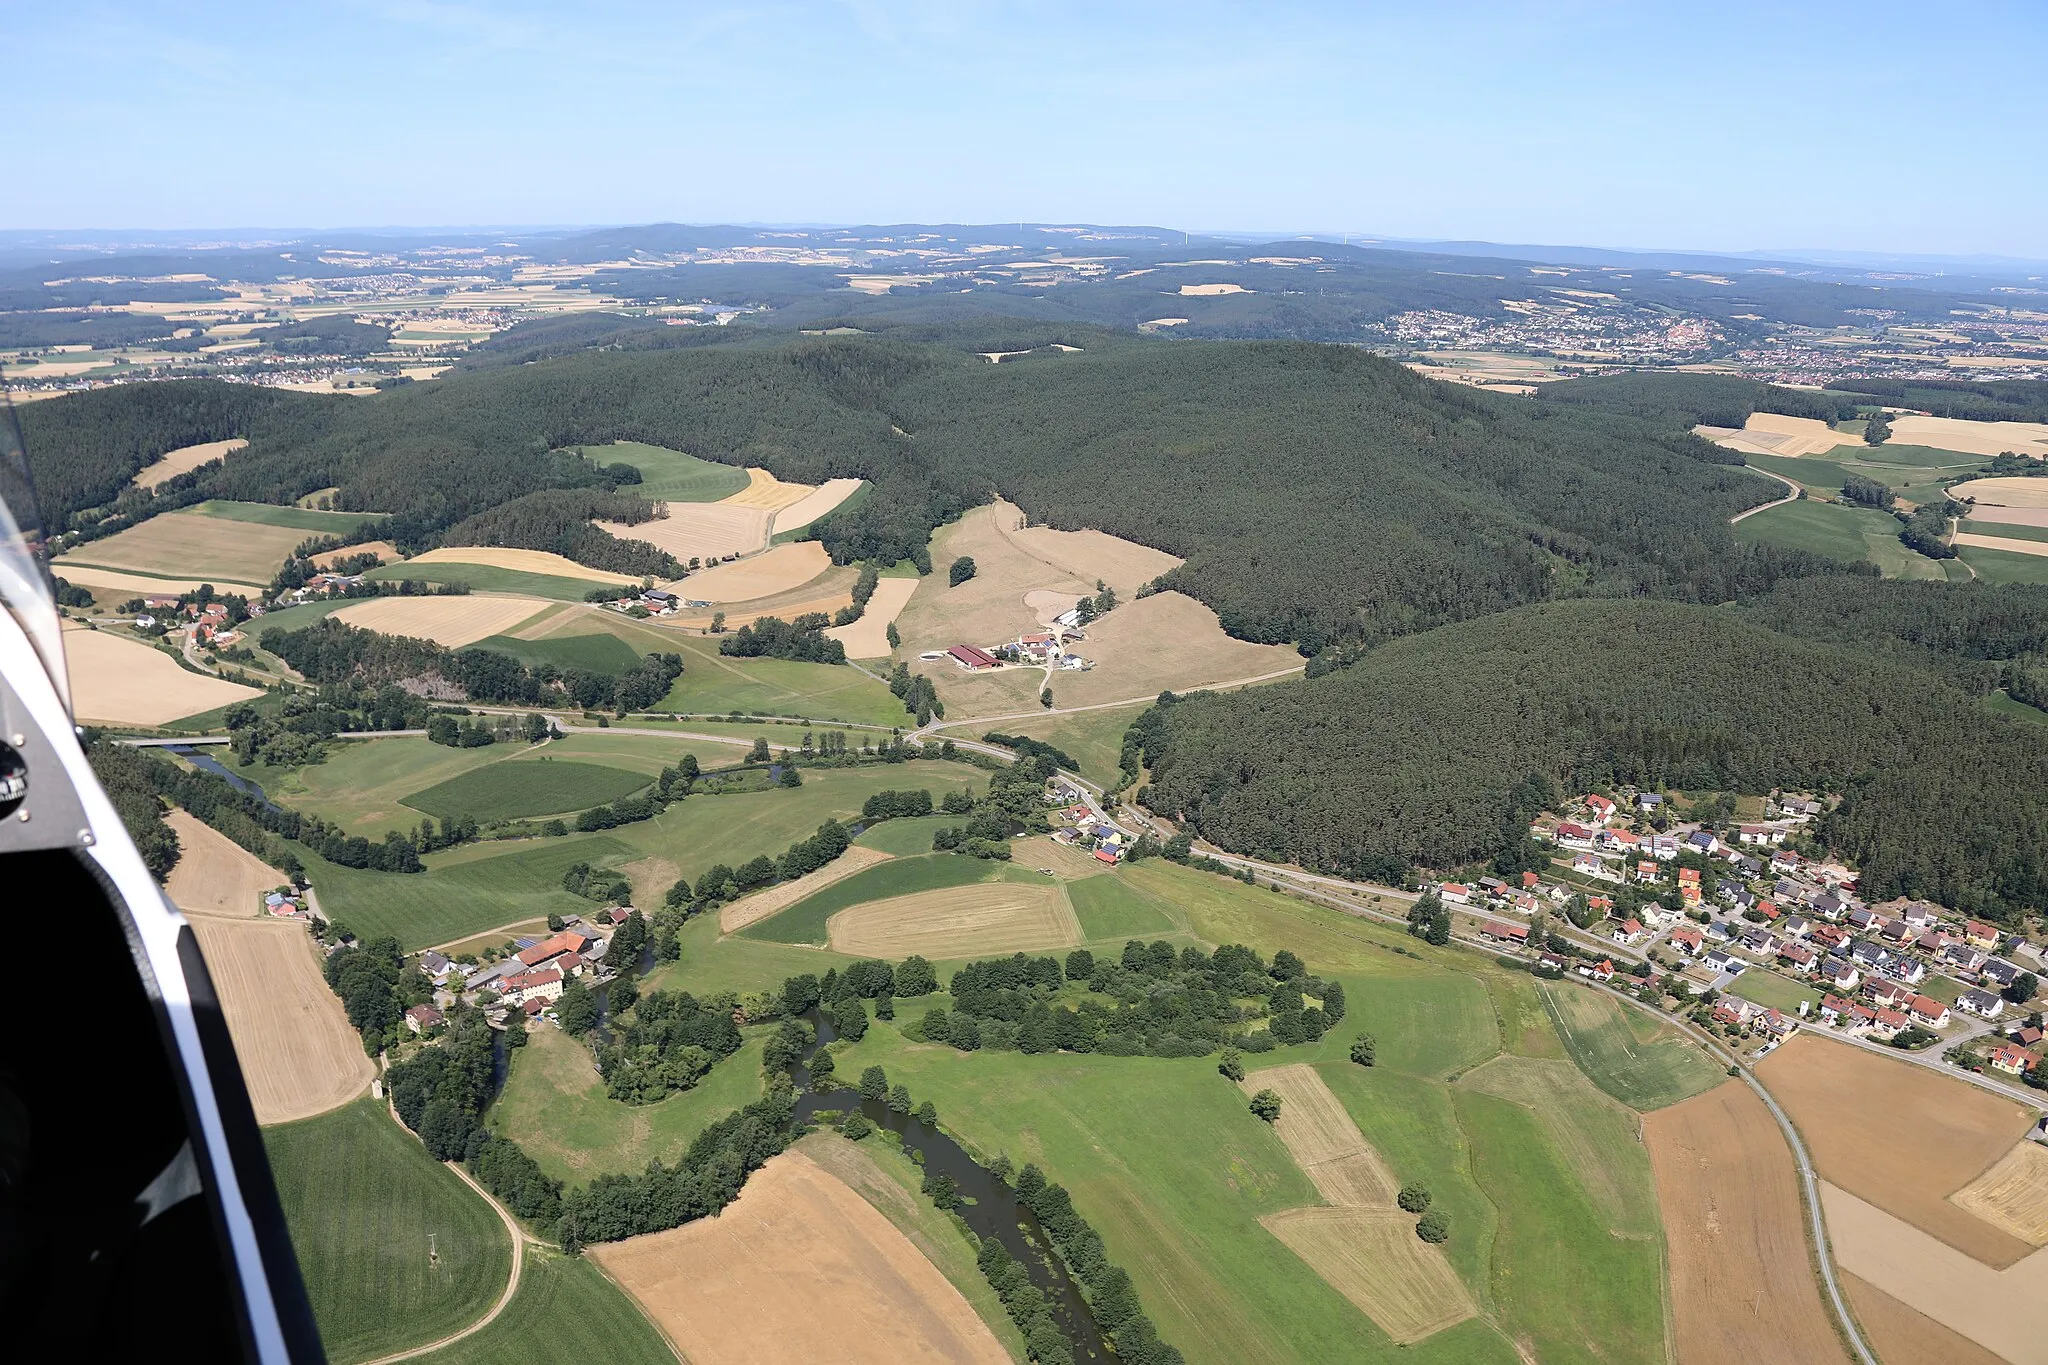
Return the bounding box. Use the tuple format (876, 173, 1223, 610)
(915, 1099, 939, 1125)
(1040, 687, 1054, 709)
(1218, 1047, 1245, 1082)
(1249, 1089, 1283, 1123)
(886, 622, 901, 649)
(1349, 1033, 1377, 1067)
(778, 763, 802, 787)
(1416, 1210, 1450, 1243)
(859, 1064, 889, 1100)
(1864, 409, 1893, 446)
(949, 556, 977, 586)
(709, 610, 726, 633)
(747, 736, 770, 763)
(1397, 1182, 1432, 1213)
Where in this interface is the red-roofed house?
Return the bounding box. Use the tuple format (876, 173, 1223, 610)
(1965, 920, 2001, 951)
(1584, 794, 1615, 824)
(1480, 921, 1530, 944)
(1520, 870, 1541, 889)
(1612, 918, 1645, 946)
(1873, 1008, 1909, 1038)
(1440, 883, 1471, 905)
(405, 1005, 443, 1034)
(1589, 959, 1615, 982)
(1635, 860, 1661, 883)
(517, 931, 593, 970)
(1670, 925, 1704, 956)
(1819, 995, 1851, 1022)
(1555, 822, 1595, 849)
(1909, 995, 1950, 1027)
(501, 967, 564, 1006)
(1990, 1045, 2038, 1076)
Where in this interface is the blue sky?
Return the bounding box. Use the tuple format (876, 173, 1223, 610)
(11, 0, 2046, 257)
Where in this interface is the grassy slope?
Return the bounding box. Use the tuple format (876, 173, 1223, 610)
(266, 1099, 511, 1365)
(403, 758, 652, 822)
(983, 701, 1148, 781)
(194, 499, 387, 532)
(406, 1249, 675, 1365)
(1067, 873, 1181, 940)
(854, 813, 960, 855)
(490, 1024, 768, 1184)
(1734, 498, 1945, 579)
(1959, 542, 2048, 584)
(306, 758, 989, 947)
(578, 439, 751, 502)
(1536, 981, 1725, 1111)
(741, 852, 1034, 944)
(655, 634, 908, 725)
(466, 631, 646, 674)
(365, 561, 621, 600)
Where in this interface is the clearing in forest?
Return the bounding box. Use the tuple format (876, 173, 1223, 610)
(163, 809, 286, 917)
(189, 916, 374, 1124)
(132, 438, 247, 490)
(311, 539, 398, 568)
(63, 626, 262, 725)
(587, 1150, 1010, 1365)
(826, 881, 1080, 959)
(824, 575, 918, 657)
(331, 593, 552, 647)
(1755, 1033, 2039, 1267)
(673, 541, 832, 602)
(772, 477, 865, 535)
(599, 501, 772, 564)
(720, 845, 895, 933)
(1822, 1181, 2048, 1363)
(1951, 1140, 2048, 1246)
(1240, 1063, 1475, 1344)
(1643, 1081, 1850, 1365)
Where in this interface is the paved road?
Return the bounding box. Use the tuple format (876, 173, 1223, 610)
(1730, 469, 1803, 523)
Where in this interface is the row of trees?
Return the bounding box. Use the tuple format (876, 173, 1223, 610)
(718, 613, 847, 664)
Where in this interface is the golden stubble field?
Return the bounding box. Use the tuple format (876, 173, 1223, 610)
(825, 883, 1080, 959)
(1240, 1063, 1475, 1345)
(824, 576, 918, 658)
(55, 508, 303, 587)
(132, 438, 248, 490)
(588, 1150, 1009, 1365)
(719, 846, 894, 933)
(772, 478, 864, 534)
(1643, 1081, 1850, 1364)
(1754, 1034, 2038, 1267)
(405, 546, 641, 585)
(64, 627, 263, 726)
(675, 541, 833, 603)
(331, 594, 553, 647)
(600, 503, 772, 564)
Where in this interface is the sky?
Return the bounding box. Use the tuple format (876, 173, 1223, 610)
(10, 0, 2047, 258)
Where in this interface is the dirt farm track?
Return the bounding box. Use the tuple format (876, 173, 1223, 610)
(588, 1150, 1008, 1365)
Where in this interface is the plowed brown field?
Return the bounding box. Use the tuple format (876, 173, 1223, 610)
(588, 1150, 1009, 1365)
(1643, 1081, 1850, 1364)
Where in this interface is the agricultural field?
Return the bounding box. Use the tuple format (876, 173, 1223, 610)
(824, 880, 1081, 958)
(718, 844, 893, 932)
(490, 1024, 768, 1184)
(163, 808, 289, 916)
(403, 757, 651, 823)
(63, 625, 263, 725)
(1838, 1271, 2008, 1365)
(602, 501, 771, 563)
(772, 477, 865, 534)
(1643, 1081, 1850, 1364)
(369, 547, 637, 600)
(651, 632, 908, 725)
(188, 499, 384, 534)
(312, 538, 399, 568)
(1948, 1138, 2048, 1245)
(1537, 980, 1726, 1110)
(132, 437, 247, 490)
(825, 574, 919, 657)
(1888, 414, 2048, 458)
(306, 758, 991, 946)
(855, 814, 961, 857)
(1050, 592, 1303, 710)
(54, 505, 306, 587)
(1065, 872, 1183, 940)
(406, 1249, 677, 1365)
(268, 1099, 512, 1365)
(974, 700, 1149, 782)
(465, 629, 645, 673)
(575, 440, 751, 502)
(674, 540, 831, 601)
(189, 916, 374, 1124)
(587, 1149, 1010, 1365)
(331, 594, 553, 647)
(1754, 1033, 2039, 1267)
(742, 852, 1035, 944)
(1733, 498, 1948, 579)
(1456, 1056, 1659, 1240)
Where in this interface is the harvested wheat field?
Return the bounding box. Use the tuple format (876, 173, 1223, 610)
(1643, 1081, 1850, 1364)
(1823, 1182, 2048, 1363)
(1968, 506, 2048, 530)
(1259, 1207, 1474, 1345)
(1957, 531, 2048, 558)
(1742, 412, 1864, 455)
(1840, 1271, 2008, 1365)
(720, 846, 894, 933)
(1242, 1063, 1475, 1342)
(404, 546, 640, 584)
(311, 539, 398, 569)
(163, 809, 286, 918)
(1953, 1141, 2048, 1245)
(1951, 478, 2048, 510)
(599, 502, 771, 564)
(189, 916, 374, 1124)
(1755, 1033, 2038, 1267)
(1015, 835, 1116, 881)
(676, 542, 832, 603)
(587, 1150, 1008, 1365)
(55, 508, 300, 588)
(44, 564, 231, 598)
(133, 438, 247, 490)
(825, 576, 919, 657)
(63, 626, 262, 725)
(1178, 282, 1248, 296)
(1891, 414, 2048, 459)
(721, 468, 817, 512)
(1052, 592, 1302, 709)
(772, 477, 864, 535)
(332, 594, 552, 647)
(826, 882, 1079, 959)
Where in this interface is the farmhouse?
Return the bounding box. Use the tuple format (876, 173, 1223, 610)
(500, 967, 564, 1007)
(1479, 920, 1528, 945)
(947, 644, 1001, 670)
(1439, 882, 1471, 905)
(405, 1004, 443, 1035)
(517, 930, 595, 970)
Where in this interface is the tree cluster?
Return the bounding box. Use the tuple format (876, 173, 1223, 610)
(718, 613, 847, 664)
(323, 935, 430, 1049)
(597, 988, 746, 1103)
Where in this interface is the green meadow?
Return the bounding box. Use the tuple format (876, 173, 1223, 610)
(741, 852, 1032, 944)
(654, 634, 909, 725)
(365, 561, 623, 600)
(404, 758, 651, 823)
(267, 1099, 511, 1365)
(406, 1249, 674, 1365)
(192, 499, 388, 533)
(573, 440, 751, 502)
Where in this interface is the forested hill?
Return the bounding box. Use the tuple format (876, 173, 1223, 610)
(21, 332, 1822, 649)
(1132, 596, 2048, 922)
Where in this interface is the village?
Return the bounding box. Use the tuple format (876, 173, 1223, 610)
(1437, 789, 2047, 1084)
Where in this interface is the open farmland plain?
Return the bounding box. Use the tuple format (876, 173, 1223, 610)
(1754, 1033, 2039, 1267)
(1537, 979, 1726, 1110)
(402, 757, 650, 822)
(1951, 1140, 2048, 1246)
(671, 540, 831, 601)
(189, 916, 374, 1124)
(331, 594, 553, 647)
(1839, 1271, 2008, 1365)
(772, 477, 865, 534)
(268, 1100, 512, 1365)
(718, 844, 894, 932)
(739, 852, 1027, 944)
(55, 505, 305, 587)
(1643, 1080, 1851, 1364)
(398, 1249, 677, 1365)
(600, 501, 770, 563)
(65, 625, 263, 725)
(587, 1150, 1010, 1365)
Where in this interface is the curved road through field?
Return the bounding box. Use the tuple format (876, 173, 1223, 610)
(1730, 468, 1803, 523)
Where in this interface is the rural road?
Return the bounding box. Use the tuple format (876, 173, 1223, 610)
(1730, 469, 1802, 523)
(1796, 1014, 2045, 1113)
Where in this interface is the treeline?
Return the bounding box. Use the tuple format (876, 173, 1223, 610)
(661, 817, 855, 914)
(1536, 372, 1861, 430)
(441, 487, 681, 577)
(983, 732, 1080, 773)
(718, 614, 846, 664)
(261, 617, 683, 711)
(1132, 597, 2048, 919)
(1825, 378, 2048, 425)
